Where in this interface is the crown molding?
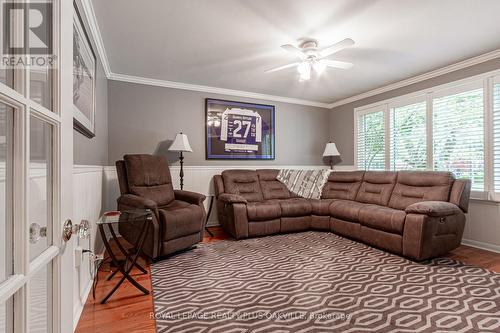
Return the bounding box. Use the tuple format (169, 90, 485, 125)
(79, 0, 500, 110)
(77, 0, 331, 108)
(80, 0, 112, 78)
(327, 48, 500, 109)
(109, 73, 331, 108)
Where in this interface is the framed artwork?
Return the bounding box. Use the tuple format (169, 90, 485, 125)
(206, 98, 275, 160)
(73, 1, 96, 138)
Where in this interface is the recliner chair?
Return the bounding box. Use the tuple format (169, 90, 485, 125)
(115, 154, 206, 260)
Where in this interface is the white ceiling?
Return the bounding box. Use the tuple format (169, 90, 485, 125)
(91, 0, 500, 105)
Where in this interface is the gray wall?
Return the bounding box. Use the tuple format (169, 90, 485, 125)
(330, 57, 500, 165)
(73, 58, 109, 165)
(107, 80, 331, 166)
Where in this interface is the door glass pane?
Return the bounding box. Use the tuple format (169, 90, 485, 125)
(0, 0, 13, 88)
(0, 102, 13, 283)
(30, 68, 53, 110)
(29, 265, 52, 333)
(29, 116, 53, 261)
(0, 296, 13, 333)
(29, 0, 54, 110)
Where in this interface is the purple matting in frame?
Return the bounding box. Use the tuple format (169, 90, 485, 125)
(206, 98, 275, 160)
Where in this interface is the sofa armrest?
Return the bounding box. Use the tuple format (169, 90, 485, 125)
(405, 201, 461, 217)
(117, 194, 158, 210)
(218, 193, 248, 204)
(174, 190, 206, 205)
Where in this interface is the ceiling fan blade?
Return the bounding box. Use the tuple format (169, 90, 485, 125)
(265, 62, 300, 73)
(319, 38, 355, 58)
(280, 44, 306, 59)
(322, 59, 354, 70)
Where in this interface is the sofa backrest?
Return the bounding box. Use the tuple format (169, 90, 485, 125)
(449, 179, 472, 213)
(322, 171, 364, 200)
(123, 154, 175, 206)
(356, 171, 397, 206)
(388, 171, 454, 210)
(257, 169, 291, 200)
(221, 170, 263, 202)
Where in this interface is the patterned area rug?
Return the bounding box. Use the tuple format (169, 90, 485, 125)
(151, 232, 500, 332)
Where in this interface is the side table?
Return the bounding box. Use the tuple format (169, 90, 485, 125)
(96, 209, 152, 304)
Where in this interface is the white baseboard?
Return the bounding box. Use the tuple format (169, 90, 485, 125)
(73, 278, 93, 331)
(461, 238, 500, 254)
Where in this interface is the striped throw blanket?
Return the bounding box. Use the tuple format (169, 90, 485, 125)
(277, 169, 332, 199)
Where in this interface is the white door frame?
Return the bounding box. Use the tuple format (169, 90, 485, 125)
(0, 0, 74, 332)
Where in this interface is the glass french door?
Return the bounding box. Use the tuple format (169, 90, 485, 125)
(0, 0, 73, 332)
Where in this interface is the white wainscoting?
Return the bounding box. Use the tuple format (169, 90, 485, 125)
(72, 165, 105, 330)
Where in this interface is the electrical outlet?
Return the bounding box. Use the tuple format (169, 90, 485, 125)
(74, 246, 83, 267)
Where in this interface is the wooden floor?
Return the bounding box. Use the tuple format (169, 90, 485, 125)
(75, 227, 500, 333)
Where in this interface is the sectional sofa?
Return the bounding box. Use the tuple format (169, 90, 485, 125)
(213, 169, 471, 261)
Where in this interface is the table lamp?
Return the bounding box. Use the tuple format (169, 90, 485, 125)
(168, 132, 193, 190)
(323, 142, 340, 169)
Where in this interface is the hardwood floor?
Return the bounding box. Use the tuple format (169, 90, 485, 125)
(75, 227, 500, 333)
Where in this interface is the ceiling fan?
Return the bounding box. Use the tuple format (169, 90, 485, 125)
(266, 38, 355, 81)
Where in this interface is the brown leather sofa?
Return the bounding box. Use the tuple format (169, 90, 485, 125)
(116, 154, 206, 260)
(214, 169, 471, 261)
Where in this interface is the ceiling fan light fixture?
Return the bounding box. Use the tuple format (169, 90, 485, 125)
(298, 62, 311, 81)
(313, 61, 326, 75)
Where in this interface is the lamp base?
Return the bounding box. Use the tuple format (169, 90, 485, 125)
(179, 151, 184, 190)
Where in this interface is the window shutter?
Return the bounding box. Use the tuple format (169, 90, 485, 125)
(356, 110, 385, 170)
(433, 88, 484, 191)
(493, 83, 500, 192)
(390, 101, 427, 170)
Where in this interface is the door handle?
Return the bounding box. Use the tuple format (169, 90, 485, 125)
(62, 219, 91, 242)
(29, 223, 47, 244)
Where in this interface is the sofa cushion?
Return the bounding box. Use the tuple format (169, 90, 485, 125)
(222, 170, 263, 202)
(277, 198, 312, 217)
(257, 169, 291, 200)
(388, 171, 455, 210)
(322, 171, 364, 200)
(160, 204, 204, 241)
(356, 171, 397, 206)
(124, 154, 175, 206)
(311, 199, 334, 216)
(359, 205, 406, 234)
(329, 200, 365, 222)
(246, 202, 281, 221)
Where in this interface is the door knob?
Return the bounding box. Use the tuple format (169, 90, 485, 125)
(62, 219, 91, 242)
(29, 223, 47, 244)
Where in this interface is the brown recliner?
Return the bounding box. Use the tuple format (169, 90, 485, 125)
(116, 154, 206, 260)
(214, 169, 471, 261)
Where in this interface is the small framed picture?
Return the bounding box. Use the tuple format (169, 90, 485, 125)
(206, 98, 275, 160)
(73, 1, 96, 138)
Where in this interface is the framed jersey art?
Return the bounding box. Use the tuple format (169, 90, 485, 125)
(206, 98, 275, 160)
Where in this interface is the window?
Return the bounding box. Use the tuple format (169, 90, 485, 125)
(433, 88, 484, 190)
(355, 73, 500, 197)
(356, 108, 385, 170)
(390, 101, 427, 170)
(493, 82, 500, 192)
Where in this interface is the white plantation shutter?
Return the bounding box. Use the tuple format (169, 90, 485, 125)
(356, 109, 385, 170)
(390, 101, 427, 170)
(493, 83, 500, 192)
(433, 87, 484, 191)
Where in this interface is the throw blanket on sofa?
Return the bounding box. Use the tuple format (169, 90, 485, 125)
(277, 169, 332, 199)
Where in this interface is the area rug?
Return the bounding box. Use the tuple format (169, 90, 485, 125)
(151, 232, 500, 332)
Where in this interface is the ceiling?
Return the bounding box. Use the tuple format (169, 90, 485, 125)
(91, 0, 500, 106)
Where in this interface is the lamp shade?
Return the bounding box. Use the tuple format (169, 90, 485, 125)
(323, 142, 340, 157)
(168, 132, 193, 152)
